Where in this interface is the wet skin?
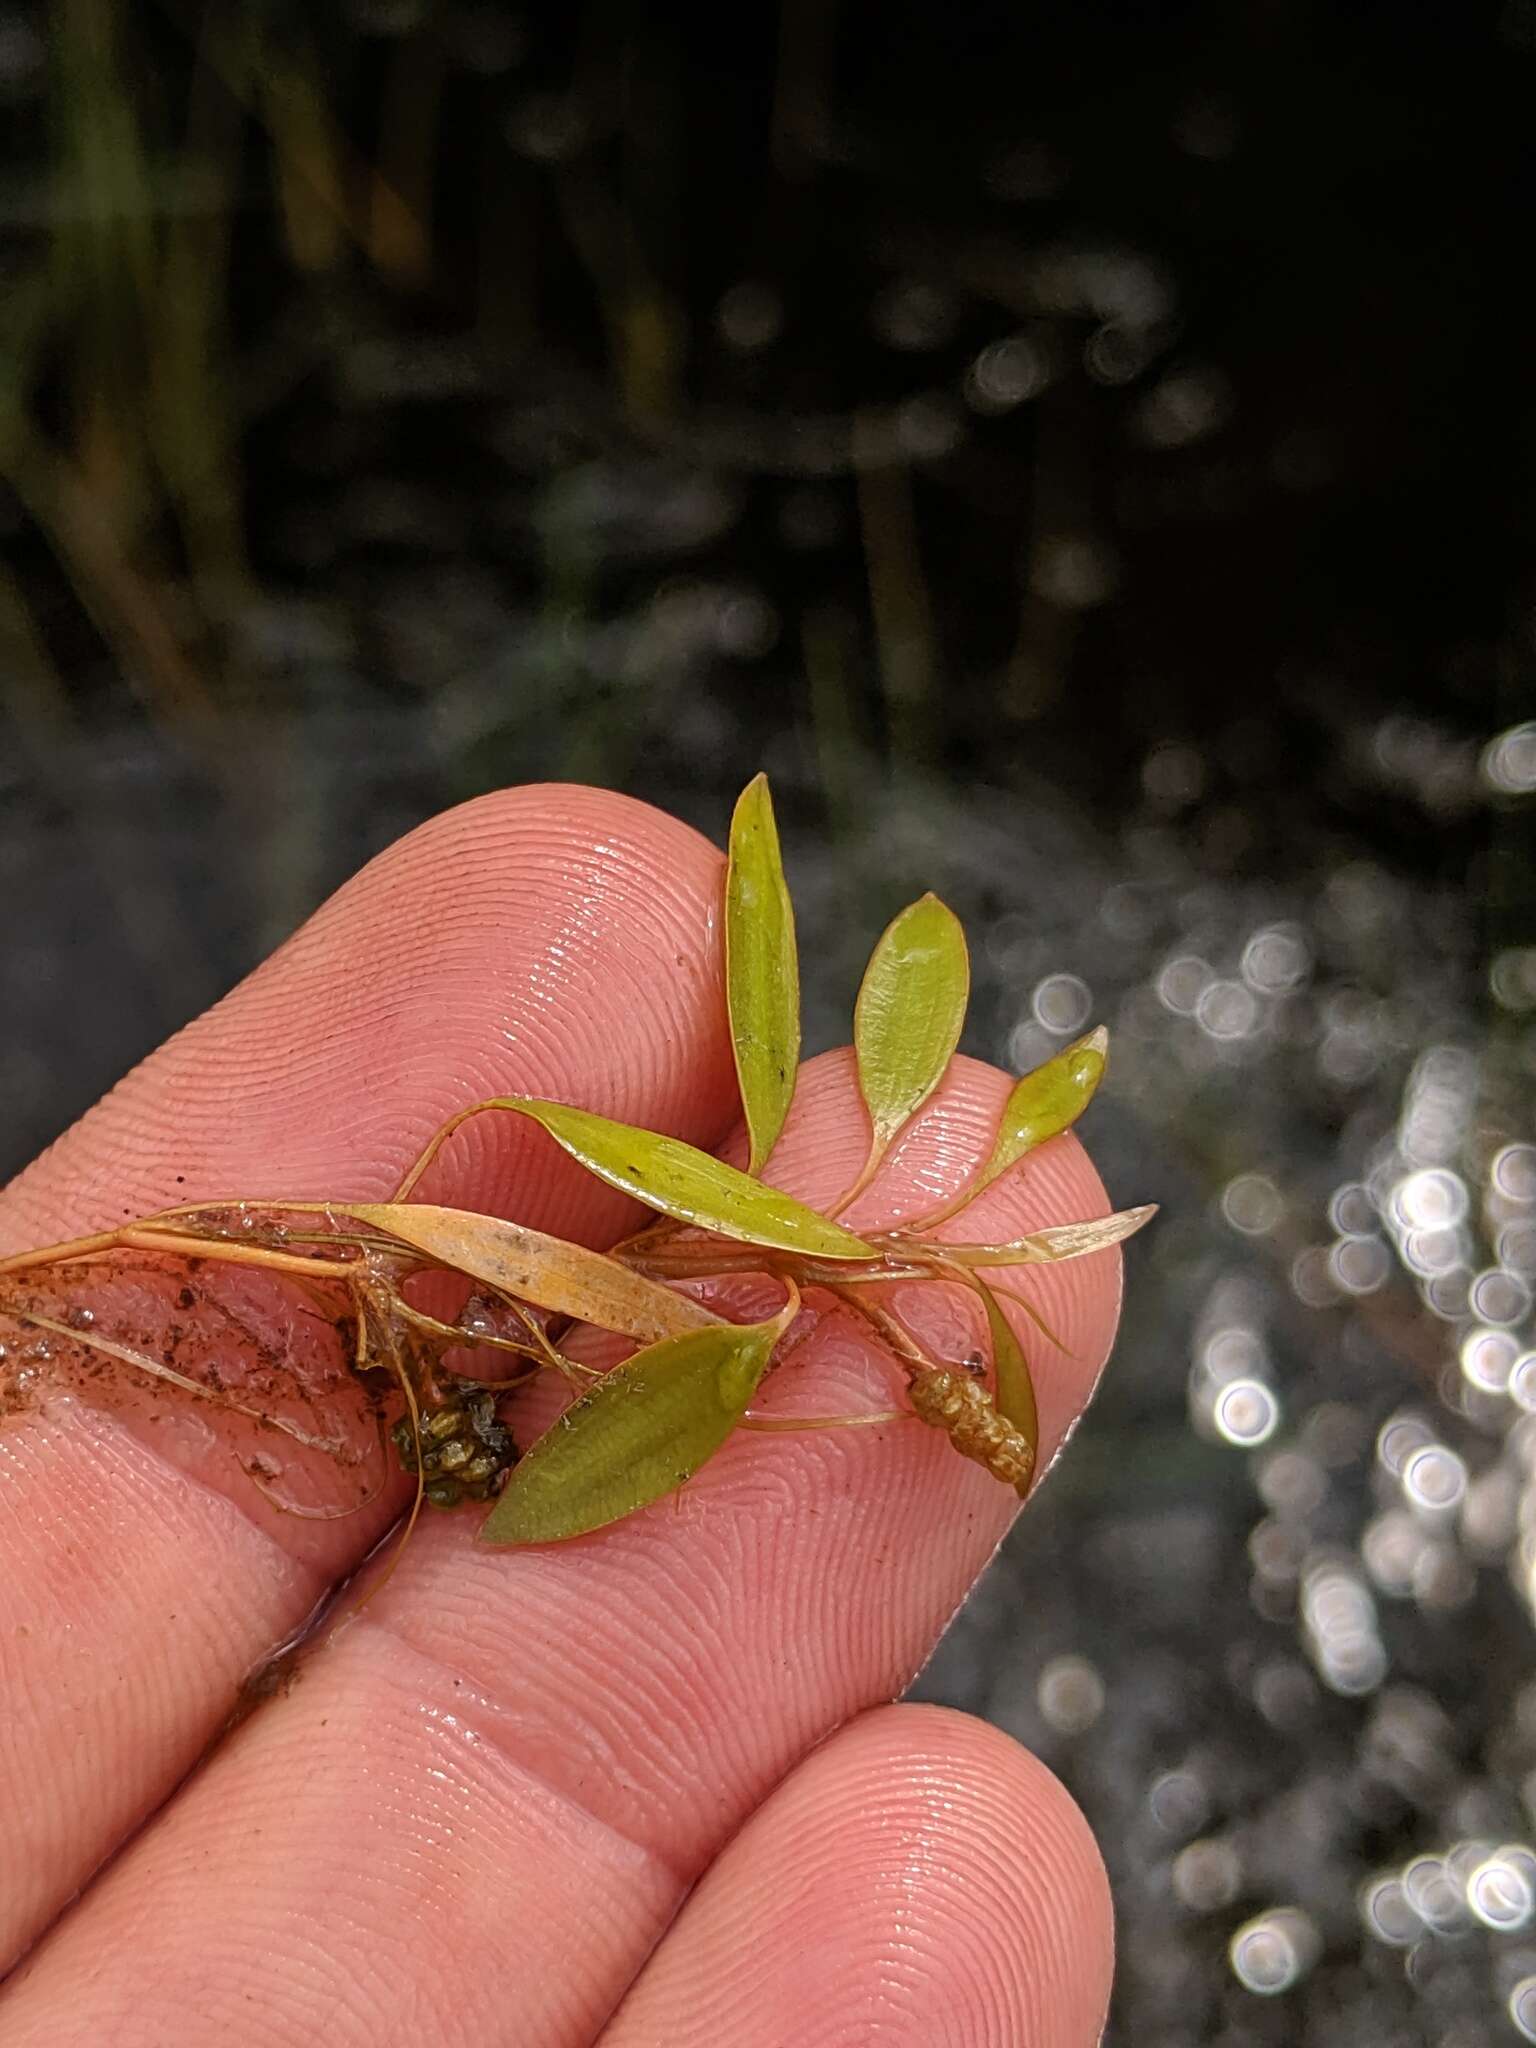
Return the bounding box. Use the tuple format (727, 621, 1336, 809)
(0, 785, 1118, 2047)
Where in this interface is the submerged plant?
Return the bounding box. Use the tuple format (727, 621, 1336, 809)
(0, 776, 1151, 1549)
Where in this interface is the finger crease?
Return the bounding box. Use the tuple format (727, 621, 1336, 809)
(341, 1612, 694, 1898)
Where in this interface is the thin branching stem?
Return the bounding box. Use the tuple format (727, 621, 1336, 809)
(740, 1408, 910, 1431)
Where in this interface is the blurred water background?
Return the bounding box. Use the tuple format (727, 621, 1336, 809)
(2, 4, 1534, 2040)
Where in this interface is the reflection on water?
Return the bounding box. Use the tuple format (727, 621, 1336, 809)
(872, 742, 1533, 2044)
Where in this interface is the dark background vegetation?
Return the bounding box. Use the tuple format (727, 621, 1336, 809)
(2, 4, 1533, 2042)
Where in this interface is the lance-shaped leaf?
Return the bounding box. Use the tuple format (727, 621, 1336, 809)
(976, 1273, 1038, 1458)
(483, 1097, 878, 1259)
(726, 774, 801, 1174)
(898, 1027, 1109, 1231)
(482, 1299, 795, 1544)
(345, 1204, 719, 1345)
(929, 1204, 1157, 1267)
(854, 893, 969, 1166)
(956, 1025, 1108, 1212)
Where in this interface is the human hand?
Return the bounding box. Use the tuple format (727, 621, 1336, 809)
(0, 787, 1118, 2046)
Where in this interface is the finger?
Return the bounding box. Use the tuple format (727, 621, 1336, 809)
(601, 1704, 1114, 2048)
(0, 786, 736, 1969)
(0, 1051, 1124, 2044)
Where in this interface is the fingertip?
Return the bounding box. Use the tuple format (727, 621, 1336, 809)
(602, 1701, 1113, 2048)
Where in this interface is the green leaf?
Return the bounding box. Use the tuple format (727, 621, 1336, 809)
(976, 1027, 1108, 1196)
(481, 1306, 791, 1543)
(976, 1274, 1038, 1457)
(345, 1204, 720, 1345)
(854, 894, 969, 1163)
(488, 1097, 878, 1260)
(726, 774, 801, 1174)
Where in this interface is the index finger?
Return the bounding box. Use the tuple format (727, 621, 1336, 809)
(0, 785, 737, 1968)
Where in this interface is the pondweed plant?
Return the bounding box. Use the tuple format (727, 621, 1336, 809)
(0, 777, 1151, 1553)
